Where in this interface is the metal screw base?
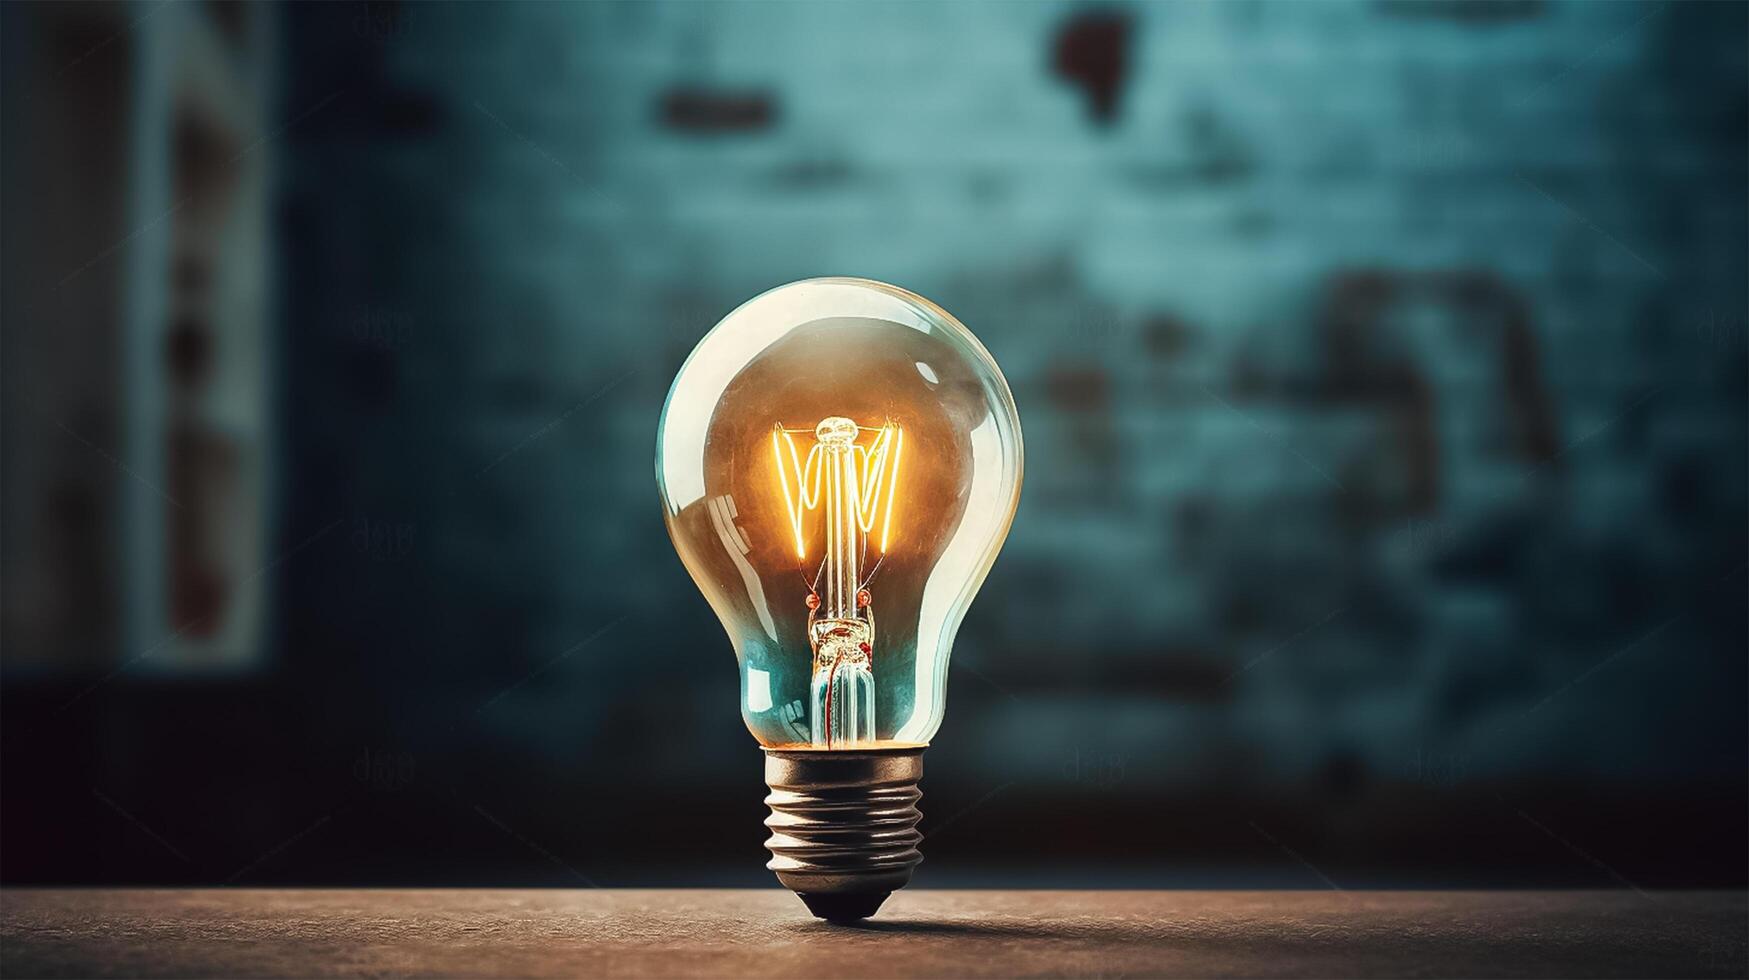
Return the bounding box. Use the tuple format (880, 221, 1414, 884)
(763, 745, 925, 922)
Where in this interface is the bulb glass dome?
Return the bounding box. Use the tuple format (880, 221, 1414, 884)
(657, 278, 1023, 748)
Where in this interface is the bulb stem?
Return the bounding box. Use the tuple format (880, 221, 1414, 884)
(821, 439, 860, 620)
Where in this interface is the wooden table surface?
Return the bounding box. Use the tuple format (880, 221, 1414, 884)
(3, 889, 1744, 978)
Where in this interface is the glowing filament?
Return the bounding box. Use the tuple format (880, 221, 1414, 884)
(771, 429, 824, 558)
(771, 419, 903, 562)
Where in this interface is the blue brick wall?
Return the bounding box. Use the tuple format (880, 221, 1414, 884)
(266, 0, 1744, 881)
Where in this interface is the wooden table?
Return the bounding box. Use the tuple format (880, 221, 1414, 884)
(3, 889, 1743, 978)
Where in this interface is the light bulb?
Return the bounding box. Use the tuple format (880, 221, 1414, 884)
(656, 278, 1024, 920)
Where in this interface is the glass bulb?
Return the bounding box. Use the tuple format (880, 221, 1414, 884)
(657, 278, 1024, 751)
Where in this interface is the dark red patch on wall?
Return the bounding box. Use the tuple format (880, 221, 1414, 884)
(1051, 10, 1132, 125)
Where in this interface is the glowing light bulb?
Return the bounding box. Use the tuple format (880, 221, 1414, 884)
(657, 278, 1024, 920)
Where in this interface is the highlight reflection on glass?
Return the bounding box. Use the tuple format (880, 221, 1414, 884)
(657, 278, 1024, 751)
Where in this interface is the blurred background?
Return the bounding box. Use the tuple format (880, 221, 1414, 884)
(2, 0, 1744, 890)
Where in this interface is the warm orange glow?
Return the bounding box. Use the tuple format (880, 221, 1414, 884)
(771, 428, 822, 558)
(852, 423, 902, 552)
(880, 428, 903, 553)
(772, 419, 903, 559)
